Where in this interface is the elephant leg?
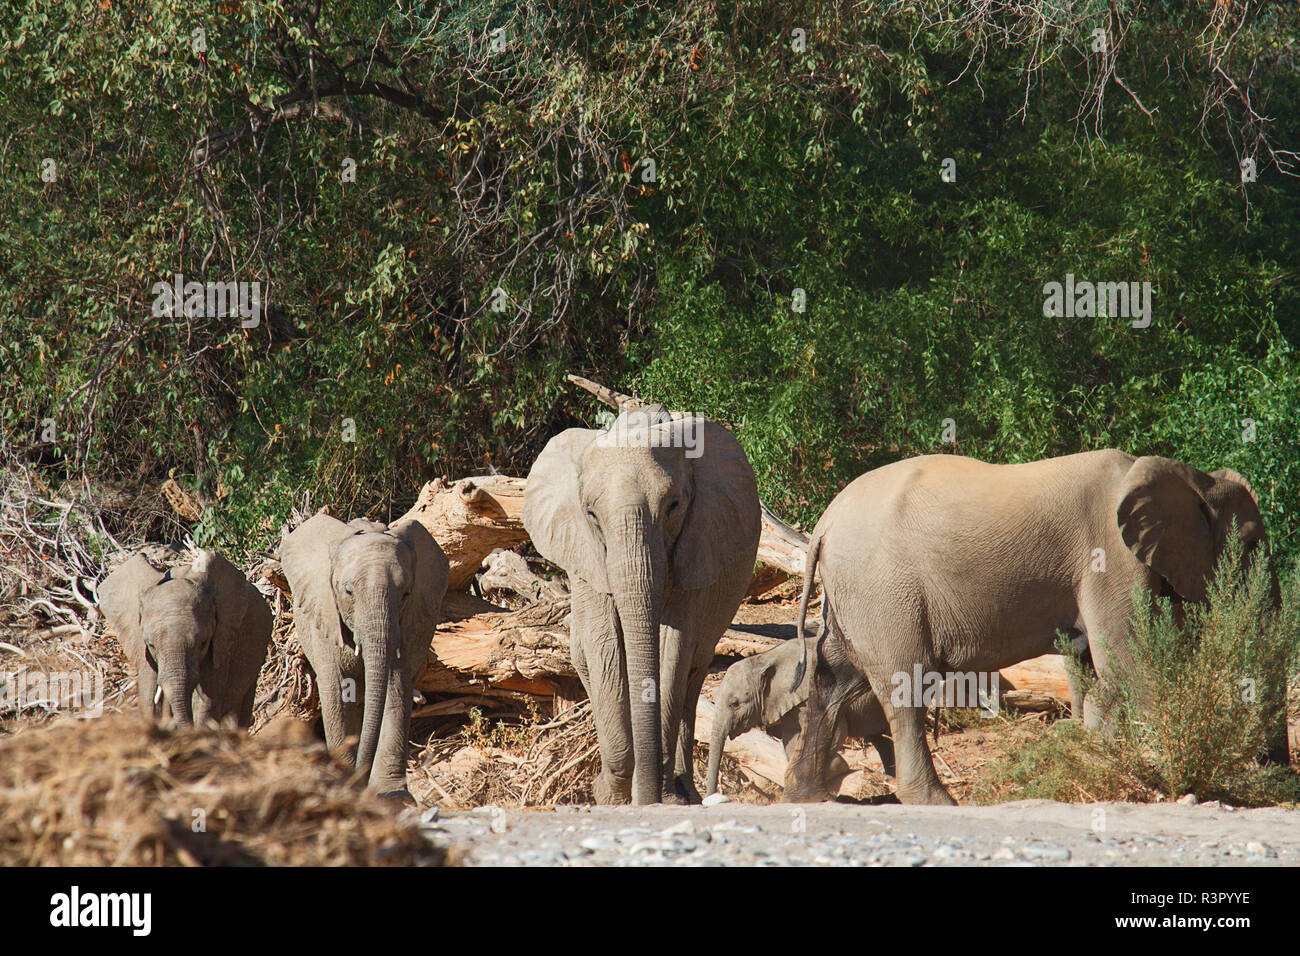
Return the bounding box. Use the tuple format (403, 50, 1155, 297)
(664, 579, 744, 803)
(237, 684, 257, 729)
(671, 659, 712, 804)
(868, 734, 896, 777)
(872, 671, 955, 805)
(572, 581, 633, 804)
(314, 665, 349, 754)
(316, 653, 363, 762)
(655, 622, 693, 804)
(369, 650, 418, 799)
(784, 658, 848, 802)
(1079, 604, 1134, 736)
(136, 665, 159, 719)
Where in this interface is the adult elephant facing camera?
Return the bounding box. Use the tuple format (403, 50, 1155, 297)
(785, 450, 1283, 806)
(279, 515, 448, 797)
(525, 406, 760, 805)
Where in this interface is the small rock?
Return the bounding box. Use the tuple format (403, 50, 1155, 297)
(1019, 845, 1071, 862)
(701, 792, 731, 807)
(1177, 793, 1198, 806)
(660, 820, 696, 837)
(992, 847, 1016, 860)
(1245, 841, 1277, 858)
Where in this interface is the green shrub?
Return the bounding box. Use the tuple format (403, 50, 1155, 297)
(972, 717, 1160, 805)
(1066, 538, 1300, 805)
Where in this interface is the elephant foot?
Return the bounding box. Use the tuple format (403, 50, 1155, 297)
(670, 773, 702, 805)
(592, 771, 632, 805)
(376, 786, 416, 806)
(897, 782, 957, 806)
(782, 784, 833, 804)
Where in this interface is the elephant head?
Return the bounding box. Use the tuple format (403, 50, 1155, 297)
(1116, 458, 1274, 605)
(98, 550, 260, 725)
(524, 406, 759, 804)
(279, 514, 446, 784)
(706, 639, 808, 795)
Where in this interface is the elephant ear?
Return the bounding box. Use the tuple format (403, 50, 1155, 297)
(1116, 456, 1216, 603)
(388, 519, 449, 654)
(667, 417, 761, 591)
(523, 428, 610, 593)
(279, 513, 353, 652)
(758, 651, 806, 725)
(1210, 468, 1260, 506)
(189, 551, 254, 682)
(98, 554, 166, 667)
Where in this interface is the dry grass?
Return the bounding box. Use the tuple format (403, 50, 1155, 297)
(0, 712, 448, 866)
(410, 701, 599, 807)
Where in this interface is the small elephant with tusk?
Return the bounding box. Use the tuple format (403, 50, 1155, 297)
(278, 514, 448, 798)
(705, 635, 894, 798)
(98, 550, 273, 727)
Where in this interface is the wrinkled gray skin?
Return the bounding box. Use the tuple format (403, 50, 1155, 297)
(98, 551, 272, 727)
(786, 451, 1283, 806)
(524, 406, 760, 805)
(705, 636, 894, 797)
(279, 514, 448, 796)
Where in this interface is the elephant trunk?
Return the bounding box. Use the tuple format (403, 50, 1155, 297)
(159, 663, 193, 727)
(610, 510, 666, 806)
(706, 709, 730, 796)
(354, 591, 398, 778)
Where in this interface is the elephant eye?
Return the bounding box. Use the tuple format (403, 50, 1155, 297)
(343, 583, 354, 596)
(585, 509, 597, 522)
(667, 498, 681, 512)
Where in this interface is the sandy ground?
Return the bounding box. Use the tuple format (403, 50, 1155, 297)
(425, 800, 1300, 866)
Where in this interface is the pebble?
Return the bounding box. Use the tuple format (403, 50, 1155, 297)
(1019, 844, 1071, 862)
(1177, 793, 1198, 805)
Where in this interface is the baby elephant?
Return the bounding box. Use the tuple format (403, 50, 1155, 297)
(98, 550, 273, 727)
(705, 636, 893, 797)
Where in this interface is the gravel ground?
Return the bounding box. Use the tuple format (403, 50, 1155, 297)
(417, 799, 1300, 866)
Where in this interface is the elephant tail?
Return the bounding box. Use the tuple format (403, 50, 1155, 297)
(790, 531, 823, 691)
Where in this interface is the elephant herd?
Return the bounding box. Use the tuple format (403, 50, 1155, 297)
(96, 404, 1286, 806)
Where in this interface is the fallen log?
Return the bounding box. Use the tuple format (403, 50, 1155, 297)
(998, 654, 1072, 712)
(413, 591, 575, 711)
(477, 549, 569, 603)
(757, 502, 809, 577)
(396, 475, 529, 590)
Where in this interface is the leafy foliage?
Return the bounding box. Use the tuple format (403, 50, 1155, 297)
(1, 0, 1297, 569)
(1063, 538, 1300, 804)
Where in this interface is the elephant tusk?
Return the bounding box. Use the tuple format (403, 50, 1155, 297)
(154, 685, 164, 705)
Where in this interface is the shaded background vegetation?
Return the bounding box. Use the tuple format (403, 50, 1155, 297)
(2, 0, 1297, 566)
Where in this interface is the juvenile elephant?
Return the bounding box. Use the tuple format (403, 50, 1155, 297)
(279, 514, 448, 796)
(786, 451, 1282, 806)
(524, 405, 760, 805)
(98, 550, 272, 727)
(705, 636, 893, 797)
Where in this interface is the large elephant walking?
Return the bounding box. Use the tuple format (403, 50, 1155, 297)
(785, 450, 1282, 806)
(524, 405, 760, 805)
